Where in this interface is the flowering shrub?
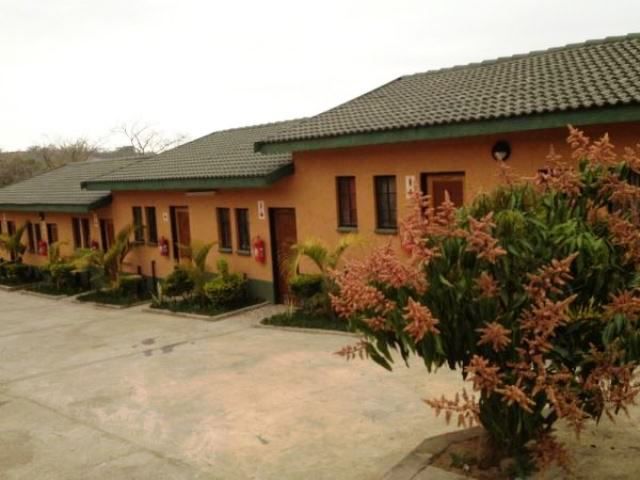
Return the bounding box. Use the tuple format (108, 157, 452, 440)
(332, 127, 640, 474)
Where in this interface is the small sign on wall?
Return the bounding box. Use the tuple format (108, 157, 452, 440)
(162, 212, 169, 223)
(405, 175, 416, 198)
(257, 200, 266, 220)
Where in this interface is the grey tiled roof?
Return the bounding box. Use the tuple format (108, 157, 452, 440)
(88, 119, 301, 184)
(260, 34, 640, 145)
(0, 157, 147, 209)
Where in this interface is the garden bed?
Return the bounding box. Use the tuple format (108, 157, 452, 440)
(149, 297, 265, 319)
(260, 310, 353, 332)
(75, 289, 152, 308)
(25, 283, 88, 298)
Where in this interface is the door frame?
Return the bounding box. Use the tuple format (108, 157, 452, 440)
(268, 207, 297, 303)
(170, 206, 190, 261)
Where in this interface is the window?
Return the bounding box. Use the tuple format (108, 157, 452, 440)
(132, 207, 144, 243)
(374, 176, 397, 230)
(46, 223, 58, 245)
(72, 217, 91, 248)
(34, 223, 42, 245)
(72, 218, 82, 248)
(420, 173, 465, 208)
(81, 218, 91, 247)
(7, 221, 16, 236)
(235, 208, 250, 253)
(26, 222, 36, 253)
(217, 208, 232, 250)
(145, 207, 158, 244)
(336, 176, 358, 228)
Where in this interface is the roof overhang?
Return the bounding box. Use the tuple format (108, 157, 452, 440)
(0, 195, 112, 214)
(256, 105, 640, 154)
(82, 163, 294, 192)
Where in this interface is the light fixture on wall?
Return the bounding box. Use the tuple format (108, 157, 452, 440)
(491, 140, 511, 161)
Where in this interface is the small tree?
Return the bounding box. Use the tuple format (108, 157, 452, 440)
(180, 242, 216, 301)
(332, 128, 640, 475)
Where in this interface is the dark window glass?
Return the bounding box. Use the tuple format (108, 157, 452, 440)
(145, 207, 158, 244)
(132, 207, 144, 242)
(336, 176, 358, 228)
(26, 222, 36, 253)
(81, 218, 91, 247)
(34, 223, 42, 245)
(7, 221, 16, 236)
(72, 218, 82, 248)
(217, 208, 232, 250)
(235, 209, 250, 252)
(46, 223, 58, 245)
(374, 176, 397, 229)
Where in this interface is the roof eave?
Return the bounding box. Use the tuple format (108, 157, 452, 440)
(256, 104, 640, 154)
(81, 163, 294, 192)
(0, 195, 111, 214)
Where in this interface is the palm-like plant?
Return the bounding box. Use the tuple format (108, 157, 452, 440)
(0, 223, 27, 261)
(179, 241, 216, 300)
(73, 224, 137, 289)
(289, 234, 358, 276)
(288, 235, 358, 313)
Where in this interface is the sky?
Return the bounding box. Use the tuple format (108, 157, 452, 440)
(1, 0, 639, 151)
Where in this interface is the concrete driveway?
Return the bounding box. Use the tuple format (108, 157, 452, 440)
(0, 290, 463, 480)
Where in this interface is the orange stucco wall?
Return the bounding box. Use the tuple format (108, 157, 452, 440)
(3, 122, 639, 300)
(0, 206, 113, 264)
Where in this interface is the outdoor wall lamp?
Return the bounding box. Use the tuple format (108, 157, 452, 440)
(492, 140, 511, 161)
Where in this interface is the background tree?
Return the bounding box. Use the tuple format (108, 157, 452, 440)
(116, 122, 186, 155)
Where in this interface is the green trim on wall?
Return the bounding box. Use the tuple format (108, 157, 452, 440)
(248, 278, 275, 304)
(82, 164, 295, 192)
(0, 196, 111, 214)
(256, 105, 640, 154)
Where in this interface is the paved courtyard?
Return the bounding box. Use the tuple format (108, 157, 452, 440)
(0, 290, 464, 480)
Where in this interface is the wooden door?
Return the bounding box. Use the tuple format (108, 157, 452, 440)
(174, 207, 191, 261)
(269, 208, 298, 303)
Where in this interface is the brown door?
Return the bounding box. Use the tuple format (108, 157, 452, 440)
(173, 207, 192, 261)
(269, 208, 298, 303)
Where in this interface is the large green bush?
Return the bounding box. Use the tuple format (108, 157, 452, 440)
(163, 267, 194, 298)
(203, 259, 248, 307)
(332, 128, 640, 474)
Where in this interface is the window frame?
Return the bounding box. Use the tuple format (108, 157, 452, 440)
(235, 208, 251, 254)
(46, 223, 58, 245)
(132, 206, 145, 243)
(26, 222, 36, 253)
(336, 176, 358, 229)
(216, 208, 232, 252)
(374, 175, 398, 231)
(145, 207, 158, 244)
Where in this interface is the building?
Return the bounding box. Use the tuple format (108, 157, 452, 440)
(3, 34, 640, 302)
(0, 157, 147, 264)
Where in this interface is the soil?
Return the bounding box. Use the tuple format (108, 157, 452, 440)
(431, 433, 509, 480)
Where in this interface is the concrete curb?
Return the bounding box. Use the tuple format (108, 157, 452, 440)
(142, 301, 270, 322)
(0, 283, 34, 292)
(72, 297, 152, 310)
(254, 322, 358, 338)
(382, 427, 483, 480)
(19, 289, 68, 301)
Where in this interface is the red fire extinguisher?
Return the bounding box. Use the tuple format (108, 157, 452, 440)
(253, 236, 266, 263)
(90, 240, 100, 251)
(159, 237, 170, 257)
(38, 240, 48, 257)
